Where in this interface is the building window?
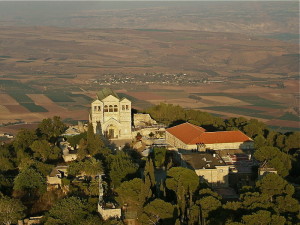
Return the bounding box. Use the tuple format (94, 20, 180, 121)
(122, 105, 125, 111)
(109, 105, 113, 112)
(104, 105, 108, 112)
(97, 106, 101, 111)
(114, 105, 118, 112)
(94, 106, 97, 111)
(126, 105, 129, 110)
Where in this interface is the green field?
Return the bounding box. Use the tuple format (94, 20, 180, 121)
(20, 103, 48, 112)
(67, 93, 93, 102)
(8, 93, 34, 103)
(279, 113, 300, 122)
(193, 93, 284, 109)
(202, 106, 264, 116)
(118, 93, 154, 109)
(45, 92, 75, 102)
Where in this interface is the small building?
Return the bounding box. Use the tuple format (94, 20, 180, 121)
(166, 122, 254, 151)
(258, 161, 277, 179)
(59, 140, 77, 162)
(47, 166, 68, 188)
(133, 113, 157, 127)
(180, 152, 230, 187)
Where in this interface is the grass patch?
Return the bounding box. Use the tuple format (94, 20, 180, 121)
(20, 103, 48, 112)
(279, 113, 300, 122)
(8, 93, 34, 103)
(45, 92, 75, 102)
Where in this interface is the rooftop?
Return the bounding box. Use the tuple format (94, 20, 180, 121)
(166, 122, 206, 144)
(96, 87, 119, 100)
(166, 122, 252, 145)
(181, 152, 226, 169)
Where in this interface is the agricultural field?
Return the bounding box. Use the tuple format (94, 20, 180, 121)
(0, 25, 299, 133)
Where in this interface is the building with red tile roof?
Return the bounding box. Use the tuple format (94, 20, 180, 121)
(166, 122, 253, 151)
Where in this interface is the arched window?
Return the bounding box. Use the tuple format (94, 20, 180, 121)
(109, 105, 113, 112)
(97, 106, 101, 111)
(94, 106, 97, 111)
(114, 105, 118, 112)
(122, 105, 125, 111)
(104, 105, 108, 112)
(126, 105, 129, 110)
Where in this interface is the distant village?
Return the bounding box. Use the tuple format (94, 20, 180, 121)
(86, 72, 224, 86)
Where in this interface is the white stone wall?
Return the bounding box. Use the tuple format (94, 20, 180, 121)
(195, 165, 229, 187)
(47, 176, 62, 185)
(98, 204, 121, 220)
(166, 131, 196, 150)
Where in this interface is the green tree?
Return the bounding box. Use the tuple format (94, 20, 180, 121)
(87, 123, 104, 156)
(0, 195, 26, 225)
(66, 132, 87, 147)
(45, 197, 87, 225)
(254, 146, 291, 177)
(243, 119, 266, 138)
(140, 199, 176, 225)
(13, 129, 37, 152)
(197, 196, 221, 225)
(275, 195, 300, 214)
(284, 132, 300, 152)
(67, 157, 102, 177)
(81, 157, 103, 177)
(30, 140, 61, 162)
(242, 210, 285, 225)
(0, 145, 14, 172)
(14, 167, 46, 197)
(254, 135, 266, 150)
(153, 147, 167, 168)
(274, 134, 285, 149)
(37, 116, 67, 142)
(77, 138, 89, 160)
(116, 178, 143, 211)
(144, 158, 155, 188)
(166, 167, 199, 221)
(109, 152, 138, 188)
(256, 173, 294, 201)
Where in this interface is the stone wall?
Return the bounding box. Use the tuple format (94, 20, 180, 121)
(98, 204, 121, 220)
(195, 165, 229, 187)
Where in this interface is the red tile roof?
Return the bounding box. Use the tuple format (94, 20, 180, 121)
(166, 122, 206, 144)
(194, 131, 252, 144)
(166, 122, 252, 145)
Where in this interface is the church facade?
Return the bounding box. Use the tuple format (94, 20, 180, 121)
(89, 88, 132, 139)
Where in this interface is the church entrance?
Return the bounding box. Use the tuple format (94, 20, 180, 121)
(105, 124, 118, 139)
(108, 128, 114, 139)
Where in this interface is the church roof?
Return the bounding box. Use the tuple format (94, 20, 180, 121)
(97, 88, 119, 100)
(166, 122, 252, 145)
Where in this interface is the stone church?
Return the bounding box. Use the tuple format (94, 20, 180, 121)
(89, 88, 132, 139)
